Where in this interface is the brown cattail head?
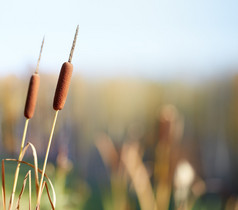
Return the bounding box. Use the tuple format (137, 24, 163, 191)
(24, 73, 40, 119)
(53, 62, 73, 110)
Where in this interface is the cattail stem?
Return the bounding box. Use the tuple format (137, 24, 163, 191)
(9, 119, 29, 210)
(8, 37, 44, 210)
(36, 110, 59, 208)
(19, 119, 29, 159)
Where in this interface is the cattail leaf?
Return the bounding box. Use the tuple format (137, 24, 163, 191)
(29, 170, 31, 210)
(1, 160, 6, 210)
(4, 158, 56, 209)
(41, 181, 55, 210)
(15, 170, 31, 210)
(18, 142, 39, 195)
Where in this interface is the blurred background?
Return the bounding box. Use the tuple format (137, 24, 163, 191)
(1, 0, 238, 209)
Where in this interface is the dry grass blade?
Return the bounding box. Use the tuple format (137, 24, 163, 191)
(2, 160, 6, 210)
(9, 120, 29, 210)
(44, 181, 55, 210)
(38, 181, 55, 210)
(6, 142, 55, 210)
(39, 174, 56, 209)
(18, 143, 39, 195)
(29, 170, 31, 210)
(15, 170, 31, 210)
(45, 173, 56, 208)
(4, 159, 56, 209)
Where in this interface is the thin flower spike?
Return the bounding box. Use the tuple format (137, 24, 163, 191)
(68, 25, 79, 63)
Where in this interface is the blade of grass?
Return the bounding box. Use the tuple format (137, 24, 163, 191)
(37, 181, 55, 210)
(2, 160, 6, 210)
(17, 143, 39, 195)
(29, 170, 31, 210)
(44, 181, 55, 210)
(7, 142, 41, 209)
(4, 158, 56, 209)
(16, 170, 31, 210)
(9, 119, 29, 210)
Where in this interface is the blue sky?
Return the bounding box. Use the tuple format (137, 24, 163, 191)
(1, 0, 238, 79)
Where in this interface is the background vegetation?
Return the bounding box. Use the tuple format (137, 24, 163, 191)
(1, 71, 238, 209)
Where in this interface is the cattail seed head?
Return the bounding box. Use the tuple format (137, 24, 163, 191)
(24, 73, 40, 119)
(53, 62, 73, 110)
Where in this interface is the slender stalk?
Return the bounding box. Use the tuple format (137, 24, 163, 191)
(29, 170, 32, 210)
(8, 37, 44, 210)
(2, 160, 6, 210)
(19, 120, 29, 159)
(8, 119, 29, 210)
(36, 111, 59, 208)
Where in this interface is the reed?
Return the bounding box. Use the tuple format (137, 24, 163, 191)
(1, 26, 78, 209)
(8, 37, 44, 210)
(36, 25, 79, 209)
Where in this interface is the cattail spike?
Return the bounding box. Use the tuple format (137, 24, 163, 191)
(35, 36, 45, 74)
(68, 25, 79, 63)
(24, 74, 40, 119)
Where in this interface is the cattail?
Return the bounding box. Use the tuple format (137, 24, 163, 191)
(36, 26, 78, 208)
(24, 35, 44, 118)
(53, 62, 73, 110)
(9, 36, 44, 210)
(53, 25, 78, 111)
(24, 73, 40, 118)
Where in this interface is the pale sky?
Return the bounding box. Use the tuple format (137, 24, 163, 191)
(1, 0, 238, 80)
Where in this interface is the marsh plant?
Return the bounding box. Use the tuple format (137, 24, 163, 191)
(1, 25, 78, 210)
